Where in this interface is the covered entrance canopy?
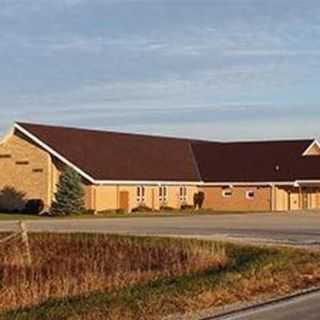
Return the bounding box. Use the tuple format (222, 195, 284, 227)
(290, 181, 320, 210)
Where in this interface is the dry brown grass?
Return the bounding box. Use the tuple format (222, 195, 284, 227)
(0, 233, 228, 312)
(1, 233, 320, 320)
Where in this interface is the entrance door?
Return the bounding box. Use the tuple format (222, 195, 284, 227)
(119, 191, 129, 211)
(289, 192, 300, 210)
(302, 191, 309, 209)
(309, 188, 317, 209)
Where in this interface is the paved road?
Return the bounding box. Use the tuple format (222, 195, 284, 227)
(215, 290, 320, 320)
(0, 211, 320, 245)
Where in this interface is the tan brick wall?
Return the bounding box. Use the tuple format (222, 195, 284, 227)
(200, 185, 272, 211)
(0, 130, 51, 209)
(274, 187, 289, 211)
(91, 184, 198, 212)
(272, 186, 320, 211)
(8, 129, 320, 214)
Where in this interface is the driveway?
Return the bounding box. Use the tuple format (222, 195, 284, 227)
(0, 211, 319, 246)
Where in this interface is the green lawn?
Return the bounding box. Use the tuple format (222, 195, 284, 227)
(0, 213, 45, 220)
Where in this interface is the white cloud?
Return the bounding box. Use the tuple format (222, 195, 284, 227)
(224, 49, 320, 57)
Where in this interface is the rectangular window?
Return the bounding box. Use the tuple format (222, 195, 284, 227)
(137, 186, 145, 203)
(222, 189, 233, 198)
(179, 186, 187, 201)
(246, 191, 255, 200)
(33, 168, 43, 173)
(0, 154, 11, 159)
(159, 186, 168, 203)
(16, 161, 29, 165)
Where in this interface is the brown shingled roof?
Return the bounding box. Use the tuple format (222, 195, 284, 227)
(15, 122, 320, 183)
(191, 140, 317, 183)
(16, 122, 201, 182)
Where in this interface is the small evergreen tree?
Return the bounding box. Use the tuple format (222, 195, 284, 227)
(51, 167, 85, 215)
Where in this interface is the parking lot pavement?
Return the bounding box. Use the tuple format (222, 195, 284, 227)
(0, 211, 319, 246)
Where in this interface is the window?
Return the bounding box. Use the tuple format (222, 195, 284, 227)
(137, 186, 145, 203)
(16, 161, 29, 165)
(222, 189, 233, 198)
(33, 168, 43, 173)
(246, 191, 255, 200)
(159, 186, 168, 203)
(0, 154, 11, 159)
(179, 186, 187, 202)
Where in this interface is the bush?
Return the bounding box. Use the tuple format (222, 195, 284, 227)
(193, 191, 205, 209)
(97, 209, 127, 215)
(131, 205, 153, 213)
(160, 206, 175, 211)
(181, 204, 194, 210)
(198, 191, 205, 209)
(82, 209, 96, 215)
(0, 186, 26, 212)
(24, 199, 45, 215)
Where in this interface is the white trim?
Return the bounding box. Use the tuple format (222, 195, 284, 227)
(14, 123, 202, 186)
(14, 123, 96, 183)
(295, 180, 320, 186)
(159, 185, 168, 203)
(302, 140, 320, 156)
(179, 185, 188, 201)
(96, 180, 200, 186)
(202, 181, 295, 187)
(11, 123, 320, 188)
(136, 185, 145, 203)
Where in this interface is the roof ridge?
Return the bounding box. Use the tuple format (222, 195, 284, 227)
(16, 121, 214, 144)
(16, 122, 315, 145)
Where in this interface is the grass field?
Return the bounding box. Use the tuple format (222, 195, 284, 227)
(0, 233, 320, 320)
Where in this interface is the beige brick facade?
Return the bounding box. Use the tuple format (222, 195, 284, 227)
(200, 186, 272, 211)
(1, 129, 320, 213)
(274, 186, 320, 211)
(0, 130, 52, 209)
(87, 184, 197, 212)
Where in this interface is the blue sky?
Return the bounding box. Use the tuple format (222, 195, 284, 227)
(1, 0, 320, 141)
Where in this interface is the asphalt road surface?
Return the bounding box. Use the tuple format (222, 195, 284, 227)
(0, 211, 319, 245)
(215, 290, 320, 320)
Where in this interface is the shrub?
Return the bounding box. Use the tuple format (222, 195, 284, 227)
(51, 168, 85, 216)
(82, 209, 96, 215)
(193, 191, 205, 209)
(0, 186, 26, 212)
(24, 199, 45, 215)
(97, 209, 127, 215)
(160, 206, 175, 211)
(198, 191, 205, 209)
(181, 204, 194, 210)
(115, 208, 127, 214)
(193, 193, 199, 208)
(131, 205, 153, 213)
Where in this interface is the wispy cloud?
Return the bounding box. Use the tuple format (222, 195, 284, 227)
(225, 49, 320, 57)
(0, 0, 320, 139)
